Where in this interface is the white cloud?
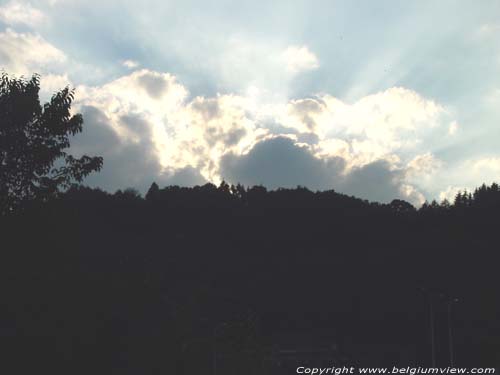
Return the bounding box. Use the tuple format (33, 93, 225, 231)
(406, 153, 443, 178)
(439, 186, 463, 202)
(476, 23, 500, 37)
(46, 0, 65, 6)
(41, 73, 72, 91)
(39, 73, 72, 101)
(212, 39, 321, 98)
(279, 87, 446, 170)
(218, 37, 295, 96)
(485, 89, 500, 106)
(469, 157, 500, 174)
(67, 68, 454, 204)
(0, 28, 66, 76)
(448, 121, 458, 136)
(400, 184, 426, 206)
(122, 59, 139, 69)
(0, 1, 47, 27)
(73, 70, 261, 183)
(75, 69, 188, 145)
(281, 45, 319, 74)
(434, 157, 500, 202)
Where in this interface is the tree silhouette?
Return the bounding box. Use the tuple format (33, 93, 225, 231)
(389, 199, 416, 214)
(0, 72, 102, 214)
(145, 181, 160, 201)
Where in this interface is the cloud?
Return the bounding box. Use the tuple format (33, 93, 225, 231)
(469, 157, 500, 175)
(71, 70, 188, 191)
(58, 68, 453, 204)
(286, 97, 326, 133)
(322, 87, 444, 139)
(71, 105, 207, 192)
(432, 157, 500, 203)
(484, 89, 500, 106)
(476, 23, 500, 38)
(0, 28, 66, 76)
(0, 0, 496, 204)
(339, 159, 424, 205)
(39, 73, 72, 101)
(448, 121, 458, 136)
(0, 1, 47, 27)
(122, 59, 139, 69)
(281, 45, 319, 74)
(71, 70, 261, 190)
(161, 166, 207, 187)
(187, 95, 254, 151)
(406, 153, 443, 179)
(137, 71, 170, 99)
(7, 58, 448, 205)
(70, 106, 164, 193)
(279, 87, 447, 171)
(220, 136, 345, 191)
(220, 136, 424, 204)
(75, 69, 188, 139)
(208, 38, 322, 97)
(439, 186, 464, 203)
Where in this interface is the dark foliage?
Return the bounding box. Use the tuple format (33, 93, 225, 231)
(2, 181, 500, 373)
(0, 72, 102, 214)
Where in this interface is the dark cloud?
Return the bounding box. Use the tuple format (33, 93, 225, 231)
(70, 106, 163, 193)
(289, 98, 326, 131)
(256, 118, 296, 136)
(71, 105, 121, 156)
(205, 125, 247, 148)
(137, 72, 169, 99)
(160, 166, 207, 187)
(296, 132, 320, 145)
(219, 136, 418, 203)
(70, 106, 209, 193)
(337, 160, 406, 203)
(220, 136, 344, 190)
(192, 98, 221, 122)
(225, 127, 247, 146)
(120, 114, 151, 136)
(256, 118, 320, 145)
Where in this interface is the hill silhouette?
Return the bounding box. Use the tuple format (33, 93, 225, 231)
(1, 181, 500, 373)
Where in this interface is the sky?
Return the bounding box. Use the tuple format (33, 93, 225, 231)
(1, 0, 500, 205)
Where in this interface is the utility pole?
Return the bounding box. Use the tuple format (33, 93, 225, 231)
(421, 288, 459, 367)
(447, 297, 457, 367)
(213, 326, 218, 375)
(429, 294, 436, 367)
